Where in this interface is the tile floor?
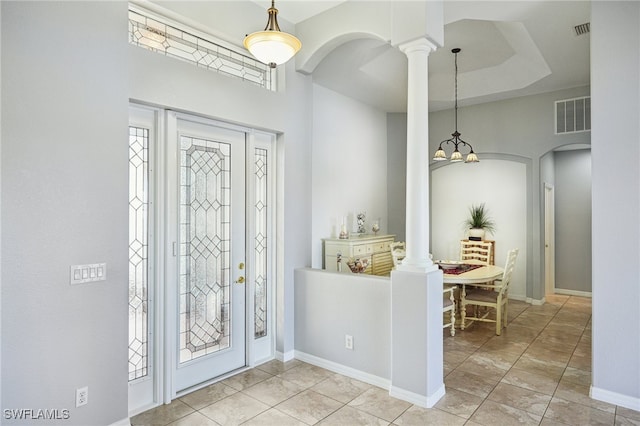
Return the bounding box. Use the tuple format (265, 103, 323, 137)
(132, 295, 640, 425)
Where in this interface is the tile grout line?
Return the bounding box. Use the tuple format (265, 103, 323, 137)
(454, 296, 573, 425)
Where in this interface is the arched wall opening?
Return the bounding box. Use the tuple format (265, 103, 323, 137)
(430, 158, 528, 300)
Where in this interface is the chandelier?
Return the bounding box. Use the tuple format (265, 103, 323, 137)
(243, 0, 302, 69)
(433, 48, 479, 163)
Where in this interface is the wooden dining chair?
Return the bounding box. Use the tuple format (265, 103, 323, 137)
(389, 241, 406, 269)
(390, 242, 456, 335)
(443, 285, 457, 336)
(460, 240, 494, 265)
(460, 248, 519, 335)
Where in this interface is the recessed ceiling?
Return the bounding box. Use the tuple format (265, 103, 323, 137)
(310, 1, 590, 112)
(428, 20, 516, 75)
(151, 1, 590, 114)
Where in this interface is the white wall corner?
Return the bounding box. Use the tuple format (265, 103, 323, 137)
(276, 350, 296, 363)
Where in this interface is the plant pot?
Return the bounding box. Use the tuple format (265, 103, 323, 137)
(468, 228, 485, 241)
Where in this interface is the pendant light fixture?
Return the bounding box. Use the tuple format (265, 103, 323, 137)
(433, 48, 479, 163)
(243, 0, 302, 69)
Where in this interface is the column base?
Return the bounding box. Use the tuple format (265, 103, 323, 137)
(397, 257, 438, 273)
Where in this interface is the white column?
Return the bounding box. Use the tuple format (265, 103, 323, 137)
(399, 38, 438, 272)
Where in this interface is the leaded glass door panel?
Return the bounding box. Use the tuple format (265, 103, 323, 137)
(128, 105, 156, 414)
(171, 113, 246, 393)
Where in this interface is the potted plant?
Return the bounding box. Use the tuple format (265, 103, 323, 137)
(465, 203, 496, 241)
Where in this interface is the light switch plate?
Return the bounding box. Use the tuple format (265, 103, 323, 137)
(70, 263, 107, 285)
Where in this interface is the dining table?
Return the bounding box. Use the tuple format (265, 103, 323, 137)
(438, 261, 506, 332)
(440, 262, 504, 285)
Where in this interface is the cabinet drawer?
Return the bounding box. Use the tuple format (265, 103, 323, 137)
(371, 241, 388, 253)
(353, 244, 368, 255)
(325, 244, 348, 257)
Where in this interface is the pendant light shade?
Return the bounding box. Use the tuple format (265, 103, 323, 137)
(244, 0, 302, 68)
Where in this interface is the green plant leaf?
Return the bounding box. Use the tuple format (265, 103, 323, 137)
(465, 203, 496, 233)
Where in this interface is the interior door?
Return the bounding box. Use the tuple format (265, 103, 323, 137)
(544, 184, 555, 296)
(169, 112, 247, 393)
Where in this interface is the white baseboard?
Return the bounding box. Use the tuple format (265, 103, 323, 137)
(509, 294, 528, 302)
(294, 350, 390, 389)
(554, 288, 592, 298)
(294, 351, 445, 408)
(510, 294, 545, 305)
(276, 350, 295, 362)
(110, 418, 131, 426)
(252, 354, 276, 367)
(591, 385, 640, 411)
(389, 384, 445, 408)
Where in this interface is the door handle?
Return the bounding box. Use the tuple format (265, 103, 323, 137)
(235, 262, 245, 284)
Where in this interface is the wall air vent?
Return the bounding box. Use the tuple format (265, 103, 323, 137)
(555, 96, 591, 134)
(574, 22, 590, 36)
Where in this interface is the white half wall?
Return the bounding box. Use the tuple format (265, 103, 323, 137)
(431, 159, 527, 299)
(294, 268, 390, 381)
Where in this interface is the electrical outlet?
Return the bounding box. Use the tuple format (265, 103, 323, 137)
(76, 387, 88, 407)
(345, 334, 354, 350)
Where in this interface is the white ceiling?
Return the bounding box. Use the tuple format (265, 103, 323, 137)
(250, 0, 349, 24)
(182, 1, 590, 113)
(306, 1, 591, 112)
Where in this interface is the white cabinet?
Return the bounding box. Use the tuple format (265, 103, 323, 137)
(323, 235, 395, 276)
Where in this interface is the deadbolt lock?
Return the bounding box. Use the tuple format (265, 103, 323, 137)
(239, 262, 245, 270)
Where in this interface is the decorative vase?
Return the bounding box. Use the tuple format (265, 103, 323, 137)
(339, 223, 348, 239)
(468, 228, 485, 241)
(356, 212, 366, 234)
(371, 220, 380, 235)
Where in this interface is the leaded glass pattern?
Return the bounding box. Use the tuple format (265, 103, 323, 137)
(179, 136, 232, 363)
(128, 9, 274, 91)
(254, 148, 268, 338)
(129, 126, 149, 381)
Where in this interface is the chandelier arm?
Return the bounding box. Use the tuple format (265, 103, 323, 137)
(455, 138, 475, 151)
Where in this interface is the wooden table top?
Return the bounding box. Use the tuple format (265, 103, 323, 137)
(441, 264, 504, 284)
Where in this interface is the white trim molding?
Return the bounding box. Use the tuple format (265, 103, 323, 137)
(591, 385, 640, 412)
(389, 384, 445, 408)
(294, 351, 390, 390)
(276, 350, 296, 363)
(554, 288, 592, 298)
(526, 297, 546, 306)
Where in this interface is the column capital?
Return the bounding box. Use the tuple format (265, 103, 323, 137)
(399, 38, 439, 56)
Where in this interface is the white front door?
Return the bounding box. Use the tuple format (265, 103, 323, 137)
(169, 112, 247, 393)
